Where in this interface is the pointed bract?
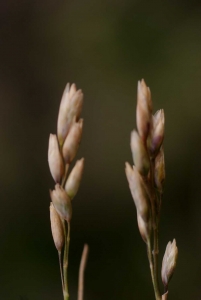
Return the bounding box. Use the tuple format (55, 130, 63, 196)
(57, 83, 83, 146)
(161, 239, 178, 289)
(130, 130, 150, 175)
(154, 146, 165, 193)
(137, 213, 151, 244)
(69, 83, 77, 98)
(62, 119, 83, 163)
(50, 184, 72, 222)
(125, 162, 151, 222)
(50, 202, 64, 252)
(136, 79, 152, 142)
(65, 158, 84, 199)
(150, 109, 165, 155)
(48, 134, 64, 183)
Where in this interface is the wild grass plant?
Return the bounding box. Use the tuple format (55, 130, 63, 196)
(48, 80, 178, 300)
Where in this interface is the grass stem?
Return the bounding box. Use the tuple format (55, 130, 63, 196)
(58, 251, 65, 297)
(78, 244, 89, 300)
(63, 221, 71, 300)
(147, 239, 161, 300)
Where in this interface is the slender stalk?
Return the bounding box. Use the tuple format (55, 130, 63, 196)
(78, 244, 89, 300)
(63, 221, 71, 300)
(147, 239, 155, 286)
(149, 158, 161, 300)
(58, 251, 65, 297)
(147, 239, 161, 300)
(61, 163, 70, 300)
(153, 224, 160, 298)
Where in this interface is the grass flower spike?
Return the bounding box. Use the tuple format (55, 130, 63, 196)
(125, 79, 178, 300)
(48, 83, 88, 300)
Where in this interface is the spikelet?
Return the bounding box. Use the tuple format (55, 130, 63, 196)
(62, 119, 83, 163)
(57, 83, 83, 146)
(50, 184, 72, 222)
(65, 158, 85, 199)
(50, 202, 64, 252)
(48, 134, 64, 183)
(136, 79, 152, 142)
(154, 146, 165, 194)
(125, 163, 150, 223)
(150, 109, 165, 155)
(161, 239, 178, 289)
(130, 130, 150, 176)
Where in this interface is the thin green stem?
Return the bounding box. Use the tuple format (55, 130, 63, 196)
(62, 221, 68, 300)
(63, 221, 71, 300)
(153, 223, 160, 298)
(58, 251, 65, 297)
(153, 191, 163, 300)
(149, 158, 161, 300)
(147, 239, 155, 286)
(60, 153, 70, 300)
(147, 239, 161, 300)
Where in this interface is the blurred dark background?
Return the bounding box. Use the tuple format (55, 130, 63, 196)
(1, 0, 201, 299)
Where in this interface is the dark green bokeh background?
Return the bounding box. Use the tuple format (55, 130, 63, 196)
(1, 1, 201, 299)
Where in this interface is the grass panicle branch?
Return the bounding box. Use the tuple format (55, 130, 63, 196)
(48, 83, 87, 300)
(125, 79, 178, 300)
